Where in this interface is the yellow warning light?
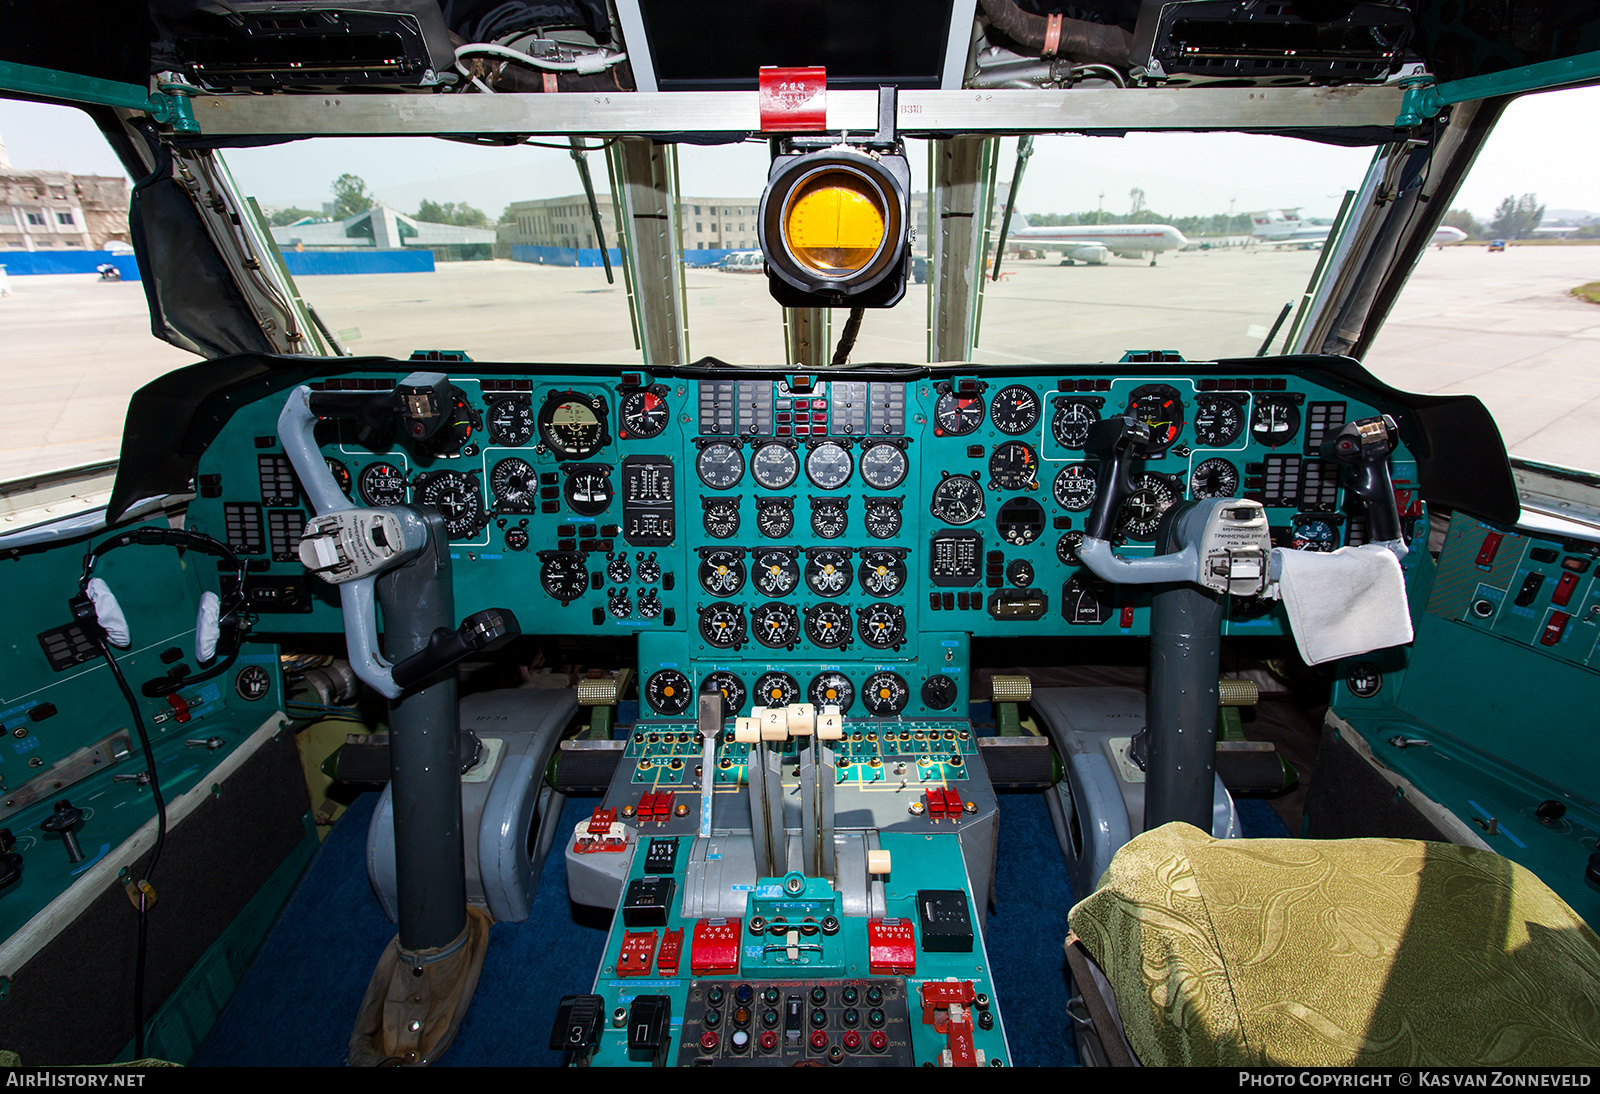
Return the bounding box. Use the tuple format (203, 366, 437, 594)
(782, 169, 888, 276)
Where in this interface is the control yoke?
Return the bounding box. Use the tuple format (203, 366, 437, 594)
(277, 372, 520, 699)
(1325, 414, 1403, 544)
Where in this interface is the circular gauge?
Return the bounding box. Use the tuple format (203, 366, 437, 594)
(619, 389, 669, 440)
(930, 474, 985, 526)
(1056, 531, 1084, 565)
(701, 671, 747, 719)
(326, 458, 352, 498)
(703, 499, 740, 539)
(1250, 395, 1301, 448)
(1190, 457, 1240, 499)
(563, 466, 613, 516)
(861, 672, 910, 717)
(804, 549, 854, 596)
(933, 390, 984, 436)
(1063, 574, 1114, 625)
(235, 664, 272, 701)
(1345, 663, 1382, 699)
(754, 672, 801, 708)
(804, 604, 852, 649)
(810, 499, 849, 539)
(808, 671, 855, 712)
(857, 604, 906, 649)
(1192, 395, 1245, 447)
(698, 550, 746, 595)
(505, 527, 529, 551)
(988, 441, 1038, 491)
(751, 602, 801, 648)
(1052, 464, 1097, 511)
(864, 501, 902, 539)
(539, 552, 589, 603)
(637, 591, 662, 618)
(699, 603, 746, 648)
(858, 550, 907, 597)
(610, 589, 632, 619)
(489, 458, 538, 512)
(1051, 398, 1102, 450)
(538, 391, 609, 458)
(359, 462, 408, 507)
(752, 551, 801, 597)
(1292, 517, 1339, 552)
(995, 496, 1047, 547)
(756, 499, 794, 538)
(424, 387, 477, 457)
(921, 675, 958, 712)
(606, 554, 631, 583)
(1127, 384, 1186, 454)
(487, 395, 535, 447)
(859, 442, 908, 490)
(990, 385, 1041, 435)
(751, 442, 799, 489)
(637, 555, 662, 584)
(697, 442, 745, 489)
(417, 471, 483, 539)
(1007, 558, 1035, 587)
(1116, 472, 1180, 542)
(645, 669, 692, 717)
(805, 442, 854, 489)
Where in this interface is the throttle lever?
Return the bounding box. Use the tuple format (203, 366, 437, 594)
(1083, 416, 1152, 541)
(1325, 414, 1402, 543)
(390, 608, 521, 691)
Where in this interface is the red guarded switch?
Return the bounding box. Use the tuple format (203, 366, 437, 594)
(617, 930, 658, 977)
(657, 928, 684, 975)
(921, 980, 981, 1067)
(1553, 572, 1579, 607)
(1540, 611, 1570, 646)
(690, 918, 742, 975)
(1476, 531, 1504, 570)
(653, 791, 675, 819)
(868, 918, 916, 975)
(588, 807, 617, 835)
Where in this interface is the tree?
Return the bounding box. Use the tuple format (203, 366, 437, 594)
(1489, 193, 1545, 240)
(330, 174, 375, 220)
(1129, 187, 1146, 218)
(267, 206, 322, 227)
(416, 200, 490, 227)
(1442, 207, 1484, 239)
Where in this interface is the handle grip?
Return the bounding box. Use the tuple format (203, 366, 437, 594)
(390, 608, 521, 691)
(1083, 416, 1152, 541)
(1326, 415, 1402, 543)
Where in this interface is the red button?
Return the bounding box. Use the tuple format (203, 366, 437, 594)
(1120, 601, 1136, 628)
(700, 1031, 719, 1052)
(869, 1031, 889, 1052)
(759, 1030, 778, 1051)
(810, 1030, 829, 1051)
(843, 1031, 862, 1051)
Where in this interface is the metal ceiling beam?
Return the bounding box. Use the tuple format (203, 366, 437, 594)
(185, 86, 1404, 138)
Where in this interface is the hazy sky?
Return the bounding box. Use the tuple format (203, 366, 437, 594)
(1, 84, 1595, 221)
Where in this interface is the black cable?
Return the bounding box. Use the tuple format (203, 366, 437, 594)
(830, 307, 866, 366)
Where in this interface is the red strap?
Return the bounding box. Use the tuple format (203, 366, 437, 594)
(1043, 13, 1064, 57)
(759, 66, 827, 132)
(543, 71, 559, 94)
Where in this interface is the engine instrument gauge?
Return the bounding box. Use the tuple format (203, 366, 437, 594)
(1189, 457, 1240, 499)
(752, 551, 801, 596)
(1192, 395, 1245, 447)
(699, 603, 746, 648)
(645, 669, 692, 716)
(859, 442, 908, 489)
(1250, 395, 1301, 448)
(1116, 472, 1180, 542)
(857, 603, 906, 649)
(804, 604, 852, 649)
(637, 590, 662, 618)
(1127, 383, 1186, 454)
(562, 465, 613, 515)
(417, 471, 484, 539)
(751, 602, 801, 648)
(538, 390, 610, 458)
(359, 462, 408, 507)
(988, 441, 1038, 491)
(804, 549, 854, 596)
(326, 458, 352, 497)
(698, 550, 746, 595)
(1052, 464, 1097, 511)
(1051, 398, 1102, 450)
(864, 499, 903, 538)
(755, 498, 795, 538)
(754, 671, 801, 707)
(808, 671, 854, 712)
(618, 388, 669, 440)
(751, 442, 799, 489)
(990, 385, 1041, 434)
(861, 671, 909, 716)
(636, 555, 662, 584)
(606, 554, 631, 583)
(805, 442, 854, 489)
(703, 498, 740, 538)
(809, 498, 849, 539)
(697, 442, 745, 489)
(489, 458, 538, 512)
(858, 550, 907, 597)
(933, 389, 984, 436)
(701, 671, 747, 718)
(539, 552, 590, 603)
(487, 395, 535, 447)
(929, 473, 985, 526)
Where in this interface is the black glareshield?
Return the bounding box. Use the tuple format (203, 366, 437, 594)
(1326, 414, 1402, 542)
(1083, 416, 1153, 541)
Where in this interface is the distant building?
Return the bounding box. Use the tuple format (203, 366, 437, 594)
(0, 135, 131, 252)
(269, 203, 496, 261)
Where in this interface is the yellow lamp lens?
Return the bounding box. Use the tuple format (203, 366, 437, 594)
(783, 170, 887, 275)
